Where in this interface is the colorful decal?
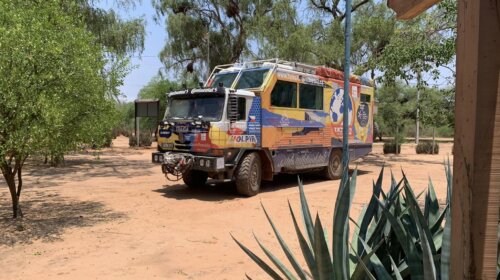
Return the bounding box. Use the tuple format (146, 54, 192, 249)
(159, 128, 172, 138)
(357, 103, 369, 127)
(156, 64, 374, 159)
(263, 110, 326, 128)
(329, 88, 353, 125)
(228, 135, 258, 144)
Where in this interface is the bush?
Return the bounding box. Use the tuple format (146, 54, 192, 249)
(383, 142, 401, 154)
(128, 133, 153, 147)
(112, 127, 131, 138)
(416, 141, 439, 154)
(232, 162, 454, 279)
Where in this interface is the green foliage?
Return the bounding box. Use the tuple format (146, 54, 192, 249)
(128, 133, 154, 147)
(153, 0, 275, 75)
(376, 0, 456, 84)
(0, 0, 127, 217)
(72, 0, 146, 57)
(383, 143, 401, 154)
(376, 83, 455, 140)
(376, 83, 415, 140)
(137, 76, 185, 131)
(416, 142, 439, 154)
(112, 75, 187, 136)
(233, 163, 454, 280)
(419, 87, 455, 130)
(155, 0, 456, 87)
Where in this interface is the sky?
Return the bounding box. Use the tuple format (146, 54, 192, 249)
(98, 1, 454, 101)
(98, 1, 167, 101)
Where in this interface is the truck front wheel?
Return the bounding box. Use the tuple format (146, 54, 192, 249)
(235, 152, 261, 196)
(183, 169, 208, 188)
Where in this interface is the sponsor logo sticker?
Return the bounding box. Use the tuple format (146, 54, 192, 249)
(228, 135, 257, 144)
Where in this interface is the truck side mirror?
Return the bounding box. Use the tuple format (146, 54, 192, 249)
(228, 96, 238, 123)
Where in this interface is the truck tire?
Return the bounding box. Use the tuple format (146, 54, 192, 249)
(183, 169, 208, 188)
(235, 152, 261, 196)
(323, 149, 343, 180)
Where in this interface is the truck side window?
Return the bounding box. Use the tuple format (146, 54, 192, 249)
(361, 93, 371, 103)
(237, 97, 246, 120)
(271, 80, 297, 108)
(299, 84, 323, 110)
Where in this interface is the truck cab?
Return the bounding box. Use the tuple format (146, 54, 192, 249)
(153, 59, 375, 196)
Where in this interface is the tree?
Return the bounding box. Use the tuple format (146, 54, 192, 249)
(153, 0, 276, 75)
(73, 0, 146, 58)
(375, 0, 456, 84)
(0, 0, 126, 218)
(376, 83, 416, 150)
(419, 87, 455, 147)
(136, 76, 185, 132)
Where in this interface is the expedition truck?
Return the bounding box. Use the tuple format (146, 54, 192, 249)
(152, 59, 375, 196)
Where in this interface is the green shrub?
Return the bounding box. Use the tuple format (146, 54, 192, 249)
(128, 133, 153, 147)
(416, 141, 439, 154)
(112, 128, 131, 138)
(232, 161, 453, 279)
(383, 142, 401, 154)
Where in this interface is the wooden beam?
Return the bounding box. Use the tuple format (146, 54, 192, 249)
(451, 0, 500, 278)
(387, 0, 441, 19)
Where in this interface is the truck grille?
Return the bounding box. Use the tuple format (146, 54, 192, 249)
(174, 140, 191, 151)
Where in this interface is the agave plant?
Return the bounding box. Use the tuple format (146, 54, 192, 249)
(232, 160, 453, 280)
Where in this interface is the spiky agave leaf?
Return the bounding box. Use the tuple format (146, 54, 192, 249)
(298, 177, 315, 249)
(253, 232, 297, 280)
(357, 237, 392, 279)
(231, 234, 282, 279)
(389, 255, 404, 280)
(440, 159, 453, 280)
(288, 201, 319, 279)
(350, 205, 367, 273)
(377, 199, 424, 280)
(314, 214, 334, 279)
(350, 238, 383, 279)
(332, 168, 356, 280)
(403, 181, 437, 255)
(424, 177, 440, 227)
(261, 202, 308, 280)
(349, 243, 377, 280)
(408, 203, 437, 280)
(358, 167, 384, 256)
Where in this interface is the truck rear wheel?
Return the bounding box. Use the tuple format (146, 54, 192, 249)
(183, 169, 208, 188)
(235, 152, 261, 196)
(323, 149, 343, 180)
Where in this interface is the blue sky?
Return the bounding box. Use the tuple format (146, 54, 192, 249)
(98, 1, 454, 101)
(98, 1, 166, 101)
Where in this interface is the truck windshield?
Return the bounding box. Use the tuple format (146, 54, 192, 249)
(166, 96, 225, 121)
(210, 72, 238, 88)
(235, 68, 270, 89)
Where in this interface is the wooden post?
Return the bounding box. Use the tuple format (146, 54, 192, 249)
(451, 0, 500, 279)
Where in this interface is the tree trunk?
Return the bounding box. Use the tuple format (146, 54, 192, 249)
(432, 127, 436, 154)
(1, 158, 25, 218)
(396, 125, 399, 155)
(416, 72, 421, 145)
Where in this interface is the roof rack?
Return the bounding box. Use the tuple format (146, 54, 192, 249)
(206, 59, 374, 87)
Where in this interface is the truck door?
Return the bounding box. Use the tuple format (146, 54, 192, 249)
(228, 96, 261, 148)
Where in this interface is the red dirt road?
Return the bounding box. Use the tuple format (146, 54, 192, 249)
(0, 137, 452, 279)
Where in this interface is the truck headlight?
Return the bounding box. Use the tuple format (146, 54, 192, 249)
(199, 159, 205, 167)
(205, 160, 211, 168)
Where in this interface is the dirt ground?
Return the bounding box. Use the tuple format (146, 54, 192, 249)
(0, 136, 453, 279)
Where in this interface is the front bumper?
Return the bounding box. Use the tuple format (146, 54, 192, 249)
(152, 152, 165, 163)
(152, 152, 225, 172)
